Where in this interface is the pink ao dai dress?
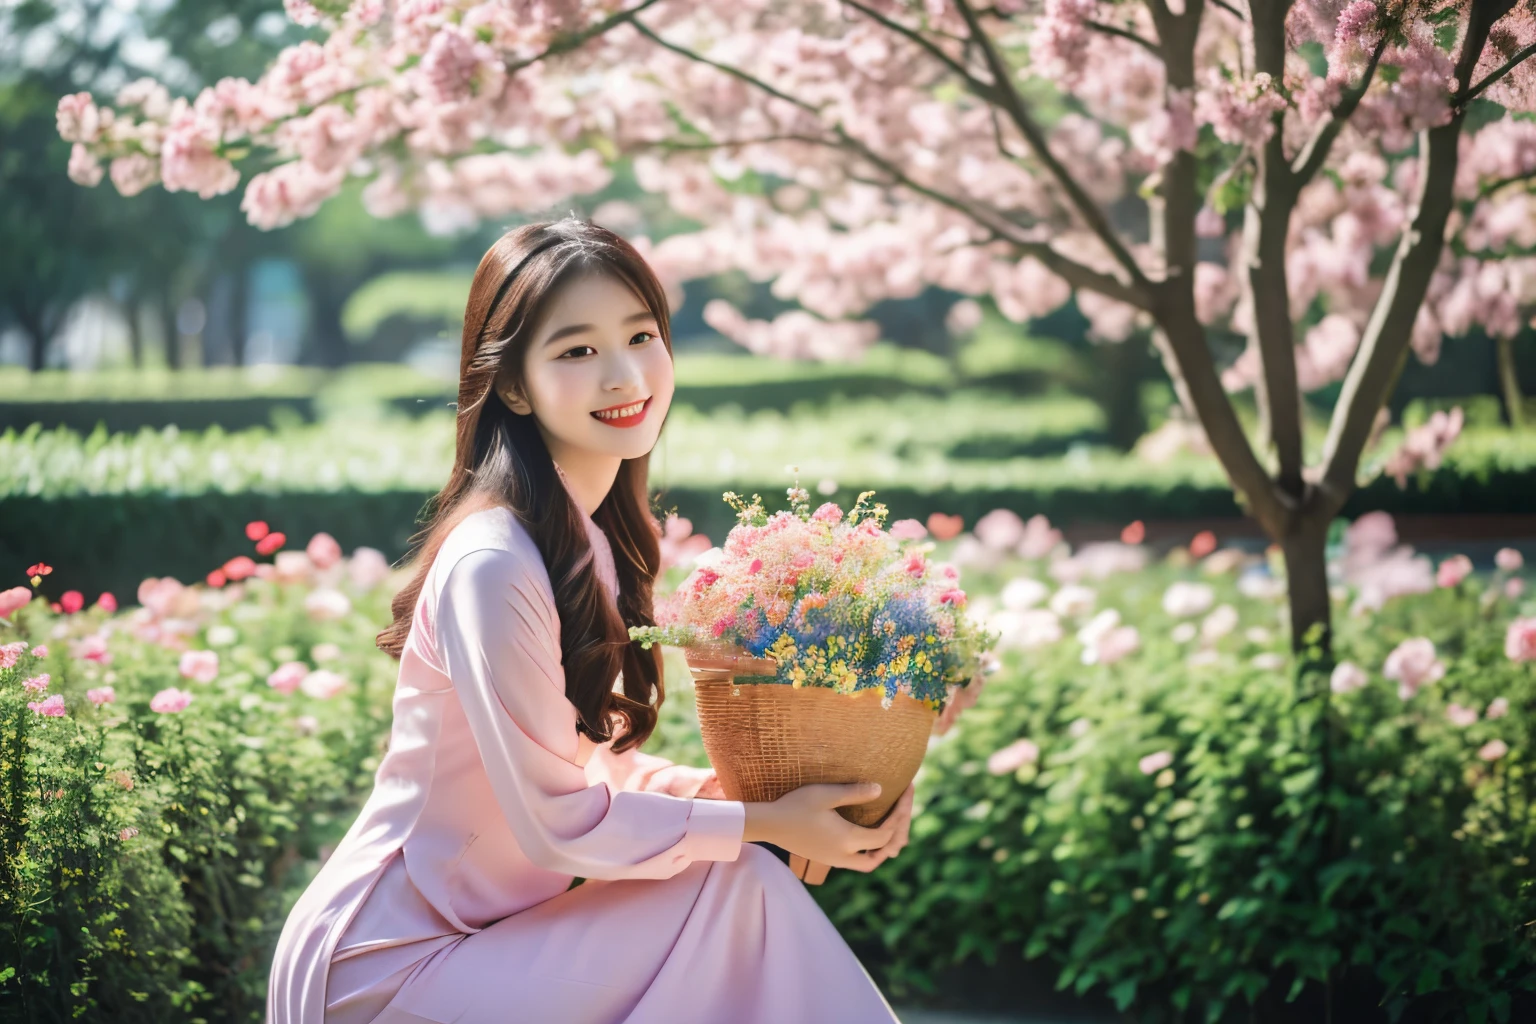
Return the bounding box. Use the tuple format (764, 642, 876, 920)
(266, 473, 901, 1024)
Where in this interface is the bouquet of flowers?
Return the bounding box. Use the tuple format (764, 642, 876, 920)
(631, 480, 996, 883)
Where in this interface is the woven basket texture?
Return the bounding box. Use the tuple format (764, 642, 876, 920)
(685, 645, 935, 827)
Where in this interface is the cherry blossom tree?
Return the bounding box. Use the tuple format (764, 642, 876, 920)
(55, 0, 1536, 655)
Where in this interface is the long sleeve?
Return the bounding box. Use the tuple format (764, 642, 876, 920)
(433, 546, 744, 881)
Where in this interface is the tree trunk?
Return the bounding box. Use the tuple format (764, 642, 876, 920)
(1498, 332, 1525, 430)
(18, 312, 48, 372)
(304, 274, 353, 369)
(1281, 514, 1332, 664)
(125, 298, 144, 369)
(158, 288, 182, 370)
(229, 264, 250, 368)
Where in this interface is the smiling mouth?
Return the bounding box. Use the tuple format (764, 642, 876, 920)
(590, 397, 651, 427)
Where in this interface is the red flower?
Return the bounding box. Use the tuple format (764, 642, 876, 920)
(26, 563, 52, 577)
(206, 569, 228, 588)
(50, 602, 62, 613)
(1189, 530, 1217, 558)
(97, 592, 117, 613)
(223, 556, 257, 581)
(60, 591, 84, 614)
(1121, 520, 1146, 545)
(255, 532, 286, 556)
(246, 521, 270, 542)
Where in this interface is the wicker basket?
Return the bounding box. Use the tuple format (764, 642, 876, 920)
(684, 643, 935, 884)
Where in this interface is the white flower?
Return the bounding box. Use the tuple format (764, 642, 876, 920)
(1049, 584, 1097, 618)
(1200, 604, 1240, 643)
(304, 588, 352, 622)
(1162, 581, 1215, 618)
(1329, 661, 1368, 694)
(1001, 577, 1049, 610)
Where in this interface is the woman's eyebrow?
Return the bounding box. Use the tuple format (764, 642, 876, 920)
(541, 310, 656, 347)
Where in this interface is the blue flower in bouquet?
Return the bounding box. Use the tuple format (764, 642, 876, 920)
(872, 592, 948, 707)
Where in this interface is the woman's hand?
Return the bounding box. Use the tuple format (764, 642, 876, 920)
(743, 782, 896, 873)
(864, 781, 914, 866)
(694, 769, 726, 801)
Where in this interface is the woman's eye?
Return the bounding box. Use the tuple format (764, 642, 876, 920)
(631, 331, 655, 345)
(561, 346, 594, 358)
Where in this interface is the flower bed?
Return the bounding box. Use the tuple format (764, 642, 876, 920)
(2, 510, 1532, 1022)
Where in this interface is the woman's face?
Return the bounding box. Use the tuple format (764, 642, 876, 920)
(498, 270, 674, 469)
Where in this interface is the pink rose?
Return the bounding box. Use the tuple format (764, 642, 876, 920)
(22, 673, 50, 693)
(1139, 750, 1173, 775)
(149, 687, 193, 713)
(1382, 637, 1445, 699)
(267, 661, 309, 694)
(1505, 618, 1536, 663)
(87, 686, 116, 706)
(1445, 703, 1478, 727)
(306, 532, 343, 569)
(987, 737, 1040, 775)
(1329, 661, 1369, 694)
(1486, 697, 1509, 720)
(1478, 739, 1508, 762)
(300, 669, 347, 700)
(1495, 547, 1524, 572)
(73, 633, 112, 664)
(27, 694, 66, 717)
(31, 645, 47, 658)
(348, 547, 391, 589)
(0, 586, 31, 619)
(1436, 555, 1472, 588)
(179, 649, 219, 683)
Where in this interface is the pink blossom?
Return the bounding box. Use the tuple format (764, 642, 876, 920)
(1195, 70, 1287, 148)
(1507, 578, 1525, 599)
(109, 153, 159, 196)
(0, 641, 28, 670)
(1478, 739, 1509, 762)
(1001, 577, 1049, 610)
(0, 586, 30, 619)
(810, 502, 843, 525)
(1445, 703, 1479, 727)
(31, 645, 47, 658)
(274, 551, 313, 584)
(1334, 1, 1380, 49)
(294, 714, 320, 736)
(348, 547, 392, 589)
(160, 111, 239, 198)
(987, 737, 1041, 775)
(1330, 661, 1369, 694)
(241, 161, 345, 230)
(1486, 697, 1510, 720)
(1139, 750, 1173, 775)
(1384, 407, 1463, 488)
(179, 649, 220, 683)
(974, 509, 1025, 552)
(28, 694, 66, 717)
(150, 687, 193, 714)
(87, 686, 116, 706)
(284, 0, 323, 26)
(22, 673, 50, 693)
(1049, 585, 1096, 618)
(1016, 515, 1063, 560)
(306, 532, 343, 569)
(1162, 582, 1215, 618)
(1496, 548, 1524, 572)
(300, 669, 347, 700)
(888, 519, 928, 541)
(1382, 637, 1445, 699)
(311, 642, 342, 663)
(67, 143, 103, 187)
(73, 633, 112, 664)
(1506, 617, 1536, 662)
(56, 92, 102, 143)
(304, 588, 352, 622)
(1436, 554, 1473, 588)
(267, 661, 309, 694)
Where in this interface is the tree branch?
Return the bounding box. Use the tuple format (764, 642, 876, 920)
(840, 1, 994, 90)
(632, 20, 1151, 308)
(504, 0, 667, 75)
(1084, 20, 1163, 58)
(1289, 32, 1389, 188)
(951, 0, 1153, 294)
(1459, 40, 1536, 107)
(1210, 0, 1247, 19)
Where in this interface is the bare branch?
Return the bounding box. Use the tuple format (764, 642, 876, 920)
(1084, 20, 1163, 58)
(951, 0, 1153, 294)
(1210, 0, 1247, 19)
(1459, 40, 1536, 107)
(1289, 33, 1389, 188)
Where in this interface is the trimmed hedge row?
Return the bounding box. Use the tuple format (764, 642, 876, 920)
(6, 460, 1535, 604)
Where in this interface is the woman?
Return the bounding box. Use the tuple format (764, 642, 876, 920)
(267, 219, 913, 1024)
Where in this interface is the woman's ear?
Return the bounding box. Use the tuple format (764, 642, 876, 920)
(496, 374, 532, 416)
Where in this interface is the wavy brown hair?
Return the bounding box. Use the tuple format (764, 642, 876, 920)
(376, 219, 672, 754)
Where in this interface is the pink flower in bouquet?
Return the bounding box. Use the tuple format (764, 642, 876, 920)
(1139, 750, 1173, 775)
(1445, 703, 1479, 727)
(87, 686, 115, 706)
(307, 532, 343, 569)
(1506, 618, 1536, 662)
(179, 649, 219, 683)
(987, 737, 1040, 775)
(1487, 697, 1509, 720)
(267, 661, 308, 694)
(1383, 637, 1444, 699)
(938, 588, 967, 607)
(1478, 739, 1509, 762)
(28, 694, 66, 717)
(150, 687, 193, 713)
(0, 586, 31, 619)
(301, 669, 347, 700)
(748, 558, 763, 575)
(1496, 548, 1524, 572)
(23, 674, 50, 693)
(811, 502, 843, 525)
(1436, 555, 1472, 588)
(903, 553, 927, 578)
(888, 519, 928, 541)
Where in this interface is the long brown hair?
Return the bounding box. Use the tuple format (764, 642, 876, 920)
(376, 218, 672, 754)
